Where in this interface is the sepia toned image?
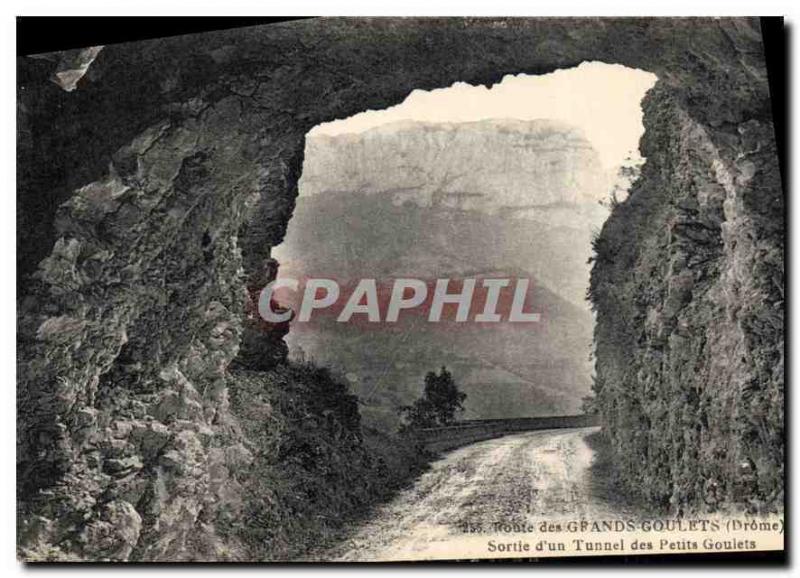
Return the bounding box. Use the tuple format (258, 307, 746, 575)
(15, 16, 784, 563)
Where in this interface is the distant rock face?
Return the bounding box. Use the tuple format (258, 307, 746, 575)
(276, 120, 610, 428)
(302, 119, 611, 210)
(16, 17, 781, 561)
(293, 119, 610, 306)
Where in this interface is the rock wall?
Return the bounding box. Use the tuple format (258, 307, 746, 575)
(17, 17, 782, 560)
(301, 119, 610, 207)
(18, 98, 261, 560)
(589, 82, 783, 513)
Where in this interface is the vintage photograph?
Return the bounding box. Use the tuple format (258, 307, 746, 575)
(15, 16, 785, 563)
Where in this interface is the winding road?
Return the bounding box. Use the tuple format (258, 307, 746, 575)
(331, 427, 638, 561)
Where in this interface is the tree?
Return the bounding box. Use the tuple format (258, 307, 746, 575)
(600, 155, 643, 210)
(399, 367, 467, 428)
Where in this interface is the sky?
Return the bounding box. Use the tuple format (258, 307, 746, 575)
(309, 61, 657, 170)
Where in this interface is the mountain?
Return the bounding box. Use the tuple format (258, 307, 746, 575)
(273, 120, 612, 430)
(301, 119, 613, 209)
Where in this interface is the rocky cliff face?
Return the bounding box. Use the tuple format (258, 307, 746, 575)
(301, 119, 611, 208)
(276, 120, 610, 428)
(297, 118, 612, 306)
(589, 84, 784, 513)
(17, 101, 261, 560)
(17, 17, 781, 560)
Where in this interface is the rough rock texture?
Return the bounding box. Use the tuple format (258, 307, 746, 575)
(590, 83, 783, 513)
(32, 46, 106, 92)
(301, 119, 610, 206)
(18, 98, 261, 560)
(17, 17, 782, 560)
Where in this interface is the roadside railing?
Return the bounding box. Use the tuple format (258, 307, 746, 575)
(412, 414, 600, 453)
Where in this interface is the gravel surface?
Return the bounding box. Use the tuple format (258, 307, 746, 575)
(331, 426, 637, 561)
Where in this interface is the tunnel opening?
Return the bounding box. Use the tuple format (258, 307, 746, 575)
(268, 62, 657, 432)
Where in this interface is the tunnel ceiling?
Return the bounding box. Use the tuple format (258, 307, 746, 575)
(18, 17, 771, 289)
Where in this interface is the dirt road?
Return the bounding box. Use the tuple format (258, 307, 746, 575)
(331, 427, 637, 561)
